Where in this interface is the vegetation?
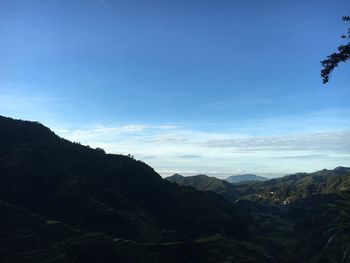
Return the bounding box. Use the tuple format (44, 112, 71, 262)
(326, 193, 350, 263)
(232, 167, 350, 205)
(321, 16, 350, 83)
(169, 167, 350, 262)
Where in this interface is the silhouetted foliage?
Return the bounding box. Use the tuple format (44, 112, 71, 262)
(321, 16, 350, 83)
(95, 147, 105, 154)
(325, 193, 350, 263)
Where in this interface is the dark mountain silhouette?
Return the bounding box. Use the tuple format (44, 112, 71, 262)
(0, 115, 274, 262)
(1, 115, 349, 262)
(225, 174, 268, 184)
(166, 174, 232, 192)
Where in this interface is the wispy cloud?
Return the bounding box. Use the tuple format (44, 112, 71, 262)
(144, 133, 189, 143)
(57, 124, 147, 140)
(55, 122, 350, 176)
(202, 132, 350, 154)
(178, 154, 202, 159)
(272, 154, 335, 160)
(139, 155, 157, 160)
(57, 124, 187, 143)
(156, 125, 185, 130)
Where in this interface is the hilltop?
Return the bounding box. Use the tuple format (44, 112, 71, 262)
(166, 174, 238, 200)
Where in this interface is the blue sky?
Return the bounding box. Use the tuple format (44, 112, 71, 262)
(1, 0, 349, 177)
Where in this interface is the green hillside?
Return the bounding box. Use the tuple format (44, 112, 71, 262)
(233, 167, 350, 205)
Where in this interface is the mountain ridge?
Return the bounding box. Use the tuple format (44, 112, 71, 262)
(166, 173, 238, 200)
(166, 167, 350, 205)
(0, 115, 248, 241)
(225, 174, 268, 184)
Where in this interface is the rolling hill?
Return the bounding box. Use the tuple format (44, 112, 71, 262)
(232, 166, 350, 205)
(166, 174, 239, 201)
(0, 115, 273, 262)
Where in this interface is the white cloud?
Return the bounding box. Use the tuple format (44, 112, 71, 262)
(94, 124, 147, 133)
(202, 132, 350, 154)
(54, 123, 350, 177)
(154, 125, 185, 130)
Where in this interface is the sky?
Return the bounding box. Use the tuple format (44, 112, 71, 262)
(1, 0, 350, 178)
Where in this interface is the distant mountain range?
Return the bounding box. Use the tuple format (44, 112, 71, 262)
(166, 174, 238, 200)
(165, 173, 268, 200)
(166, 174, 231, 190)
(166, 168, 350, 205)
(167, 173, 268, 185)
(233, 166, 350, 205)
(224, 174, 268, 184)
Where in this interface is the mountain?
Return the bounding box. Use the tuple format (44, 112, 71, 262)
(232, 168, 350, 262)
(165, 174, 238, 200)
(225, 174, 268, 184)
(166, 169, 350, 262)
(0, 116, 274, 262)
(233, 167, 350, 205)
(166, 174, 232, 192)
(2, 115, 349, 262)
(166, 169, 350, 205)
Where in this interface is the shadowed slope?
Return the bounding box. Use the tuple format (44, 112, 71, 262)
(0, 115, 247, 243)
